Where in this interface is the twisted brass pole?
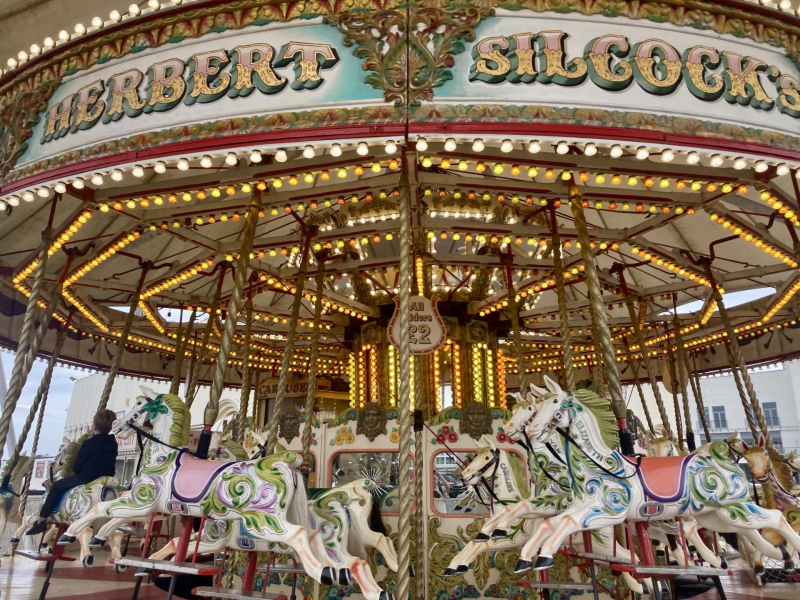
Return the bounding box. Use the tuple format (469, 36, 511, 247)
(265, 237, 311, 455)
(170, 308, 196, 396)
(550, 208, 574, 391)
(251, 369, 261, 425)
(587, 309, 608, 400)
(98, 263, 151, 410)
(395, 172, 413, 600)
(504, 259, 527, 392)
(186, 269, 226, 408)
(688, 354, 711, 442)
(235, 299, 254, 443)
(302, 265, 325, 477)
(665, 342, 685, 452)
(200, 191, 262, 460)
(568, 182, 633, 455)
(723, 339, 759, 441)
(414, 408, 425, 600)
(671, 317, 695, 450)
(622, 334, 654, 433)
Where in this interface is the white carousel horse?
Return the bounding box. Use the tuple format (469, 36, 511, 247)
(58, 390, 344, 586)
(505, 376, 800, 572)
(150, 477, 397, 600)
(11, 437, 124, 566)
(444, 435, 651, 595)
(0, 455, 32, 539)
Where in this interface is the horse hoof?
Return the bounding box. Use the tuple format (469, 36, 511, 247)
(780, 545, 791, 561)
(533, 556, 554, 571)
(475, 532, 490, 541)
(785, 561, 795, 572)
(57, 534, 76, 545)
(320, 567, 336, 586)
(754, 565, 764, 574)
(719, 556, 728, 569)
(88, 536, 105, 548)
(444, 568, 456, 576)
(338, 568, 352, 586)
(9, 538, 19, 544)
(379, 592, 396, 600)
(491, 529, 507, 539)
(641, 582, 649, 596)
(655, 550, 665, 558)
(82, 555, 93, 567)
(514, 559, 532, 573)
(456, 565, 468, 574)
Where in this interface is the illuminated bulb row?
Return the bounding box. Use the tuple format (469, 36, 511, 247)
(708, 211, 799, 268)
(762, 279, 800, 322)
(301, 291, 366, 320)
(450, 341, 463, 408)
(472, 344, 484, 404)
(486, 346, 496, 407)
(478, 267, 586, 317)
(62, 288, 108, 332)
(388, 345, 397, 407)
(496, 349, 506, 409)
(111, 328, 176, 352)
(141, 258, 214, 299)
(628, 245, 710, 286)
(700, 300, 718, 325)
(67, 231, 140, 285)
(138, 301, 165, 334)
(759, 191, 800, 226)
(433, 349, 442, 412)
(415, 256, 426, 295)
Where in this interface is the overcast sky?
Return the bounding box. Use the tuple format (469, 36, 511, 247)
(1, 353, 75, 457)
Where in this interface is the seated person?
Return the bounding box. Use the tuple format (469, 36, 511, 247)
(26, 409, 118, 535)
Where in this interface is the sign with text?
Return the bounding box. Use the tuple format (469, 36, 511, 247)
(257, 379, 309, 400)
(388, 296, 446, 355)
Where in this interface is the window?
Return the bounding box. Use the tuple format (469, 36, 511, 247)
(764, 402, 780, 427)
(330, 452, 413, 514)
(712, 406, 727, 429)
(116, 411, 125, 419)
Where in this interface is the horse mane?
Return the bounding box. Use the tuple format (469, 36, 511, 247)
(61, 434, 91, 477)
(571, 388, 619, 451)
(768, 446, 795, 492)
(10, 455, 31, 481)
(159, 393, 190, 447)
(506, 451, 529, 496)
(220, 439, 249, 461)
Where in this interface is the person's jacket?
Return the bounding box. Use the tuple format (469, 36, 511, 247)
(74, 433, 118, 483)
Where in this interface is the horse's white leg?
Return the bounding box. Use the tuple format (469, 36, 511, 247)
(62, 503, 106, 538)
(350, 517, 398, 571)
(480, 504, 517, 535)
(518, 515, 564, 566)
(11, 520, 27, 541)
(683, 519, 721, 568)
(110, 531, 124, 559)
(274, 522, 328, 583)
(43, 524, 58, 548)
(149, 537, 180, 561)
(347, 558, 384, 600)
(538, 513, 585, 560)
(78, 527, 94, 566)
(589, 529, 645, 596)
(447, 533, 532, 574)
(94, 517, 128, 542)
(486, 500, 537, 534)
(697, 511, 784, 560)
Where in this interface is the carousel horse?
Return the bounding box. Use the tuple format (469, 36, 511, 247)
(58, 390, 345, 586)
(0, 455, 32, 539)
(444, 435, 652, 595)
(11, 436, 124, 566)
(784, 450, 800, 475)
(505, 376, 800, 572)
(150, 475, 397, 600)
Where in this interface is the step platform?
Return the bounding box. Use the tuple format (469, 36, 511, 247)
(194, 588, 287, 600)
(15, 549, 75, 562)
(567, 550, 730, 577)
(112, 557, 221, 576)
(118, 524, 148, 538)
(516, 580, 594, 591)
(256, 564, 306, 575)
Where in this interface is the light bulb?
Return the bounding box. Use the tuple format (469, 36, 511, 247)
(18, 51, 28, 61)
(72, 177, 85, 189)
(129, 4, 141, 15)
(501, 139, 514, 153)
(7, 196, 19, 206)
(200, 155, 213, 168)
(661, 148, 675, 162)
(302, 145, 315, 159)
(43, 38, 54, 49)
(148, 0, 161, 9)
(58, 30, 70, 41)
(556, 141, 569, 155)
(249, 150, 262, 163)
(356, 142, 369, 156)
(709, 154, 723, 167)
(636, 146, 649, 160)
(132, 165, 145, 177)
(111, 169, 123, 181)
(0, 200, 6, 210)
(584, 143, 597, 156)
(777, 163, 790, 176)
(74, 23, 86, 35)
(330, 143, 342, 157)
(733, 157, 747, 170)
(686, 151, 700, 165)
(91, 17, 104, 28)
(754, 160, 768, 173)
(109, 10, 122, 21)
(444, 138, 457, 152)
(37, 187, 50, 197)
(221, 152, 237, 166)
(30, 44, 41, 56)
(54, 182, 66, 193)
(610, 144, 623, 158)
(6, 58, 17, 68)
(472, 139, 485, 152)
(22, 191, 35, 202)
(275, 149, 288, 162)
(91, 173, 104, 185)
(780, 0, 791, 10)
(527, 140, 541, 154)
(154, 161, 166, 173)
(177, 158, 190, 170)
(416, 138, 428, 151)
(385, 140, 397, 154)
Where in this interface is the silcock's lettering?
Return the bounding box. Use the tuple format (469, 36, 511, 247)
(471, 30, 800, 119)
(42, 41, 340, 144)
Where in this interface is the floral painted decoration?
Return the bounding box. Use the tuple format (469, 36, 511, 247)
(331, 426, 355, 446)
(495, 427, 512, 444)
(431, 425, 458, 445)
(390, 428, 400, 443)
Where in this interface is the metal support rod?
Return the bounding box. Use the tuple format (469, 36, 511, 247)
(414, 409, 425, 600)
(689, 354, 711, 443)
(202, 191, 262, 444)
(302, 264, 325, 477)
(186, 268, 226, 408)
(395, 172, 413, 600)
(615, 267, 676, 443)
(723, 339, 759, 441)
(171, 308, 196, 396)
(0, 231, 53, 465)
(665, 340, 685, 452)
(235, 300, 254, 443)
(567, 182, 633, 455)
(251, 370, 261, 422)
(503, 258, 527, 392)
(671, 316, 695, 450)
(587, 303, 608, 400)
(265, 235, 311, 455)
(550, 208, 574, 391)
(621, 335, 654, 433)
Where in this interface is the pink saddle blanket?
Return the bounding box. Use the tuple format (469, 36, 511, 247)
(172, 453, 232, 503)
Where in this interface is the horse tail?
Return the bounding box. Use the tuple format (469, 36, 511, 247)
(287, 469, 311, 532)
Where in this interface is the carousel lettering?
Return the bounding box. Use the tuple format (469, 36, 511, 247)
(471, 30, 800, 118)
(41, 41, 340, 144)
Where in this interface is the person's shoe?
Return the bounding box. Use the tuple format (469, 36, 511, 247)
(25, 519, 48, 536)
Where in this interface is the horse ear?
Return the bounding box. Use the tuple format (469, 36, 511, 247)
(480, 434, 497, 450)
(139, 385, 158, 399)
(788, 451, 797, 460)
(758, 435, 765, 447)
(646, 431, 654, 441)
(741, 439, 750, 450)
(543, 375, 562, 395)
(529, 382, 548, 397)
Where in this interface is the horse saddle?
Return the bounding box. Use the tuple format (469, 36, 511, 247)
(172, 453, 232, 503)
(627, 455, 692, 503)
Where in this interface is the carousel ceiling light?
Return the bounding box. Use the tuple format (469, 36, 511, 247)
(7, 196, 19, 206)
(109, 10, 121, 21)
(6, 58, 17, 68)
(709, 154, 724, 167)
(635, 146, 649, 160)
(91, 17, 104, 28)
(58, 30, 70, 41)
(54, 182, 66, 193)
(154, 161, 167, 174)
(148, 0, 161, 9)
(132, 164, 145, 177)
(22, 191, 35, 202)
(661, 148, 675, 162)
(36, 187, 49, 198)
(74, 23, 86, 35)
(0, 199, 5, 210)
(472, 139, 485, 152)
(111, 169, 123, 181)
(275, 149, 288, 162)
(18, 51, 28, 61)
(129, 4, 141, 15)
(501, 139, 514, 153)
(30, 44, 40, 56)
(43, 38, 54, 49)
(249, 150, 262, 163)
(556, 141, 569, 155)
(197, 155, 212, 168)
(755, 160, 769, 173)
(584, 143, 597, 156)
(385, 140, 397, 154)
(177, 158, 190, 170)
(221, 152, 237, 166)
(72, 177, 85, 189)
(610, 144, 623, 158)
(356, 142, 369, 156)
(445, 138, 458, 152)
(733, 157, 747, 170)
(416, 138, 428, 151)
(777, 163, 790, 176)
(302, 145, 315, 159)
(780, 0, 792, 9)
(91, 173, 104, 186)
(686, 151, 700, 165)
(330, 143, 343, 157)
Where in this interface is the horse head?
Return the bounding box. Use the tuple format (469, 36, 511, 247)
(725, 431, 746, 459)
(786, 450, 800, 474)
(461, 435, 498, 486)
(741, 436, 769, 480)
(647, 427, 674, 458)
(524, 376, 571, 444)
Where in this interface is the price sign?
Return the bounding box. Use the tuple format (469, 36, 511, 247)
(388, 296, 446, 355)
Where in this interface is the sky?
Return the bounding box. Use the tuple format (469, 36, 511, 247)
(1, 353, 76, 457)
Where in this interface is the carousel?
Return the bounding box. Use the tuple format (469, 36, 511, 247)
(2, 1, 800, 599)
